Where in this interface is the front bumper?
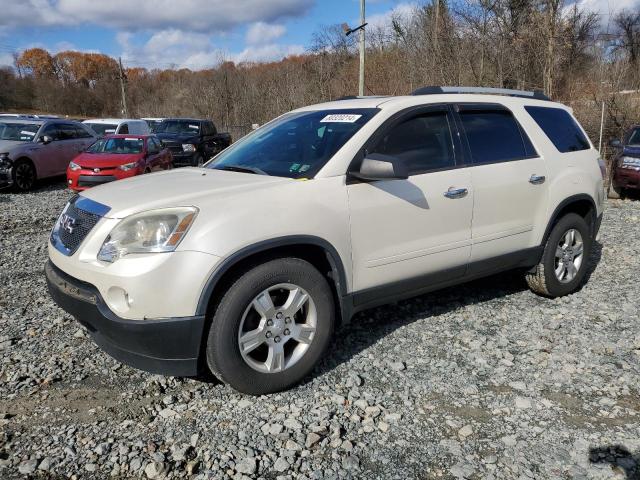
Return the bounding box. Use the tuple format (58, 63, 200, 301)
(170, 151, 198, 167)
(45, 260, 205, 376)
(67, 167, 139, 191)
(0, 167, 12, 189)
(613, 167, 640, 190)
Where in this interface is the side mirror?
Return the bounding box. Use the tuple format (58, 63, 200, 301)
(39, 135, 53, 145)
(609, 138, 622, 148)
(349, 153, 408, 181)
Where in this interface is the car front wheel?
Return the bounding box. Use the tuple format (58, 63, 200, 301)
(526, 213, 592, 297)
(205, 257, 335, 394)
(12, 159, 37, 192)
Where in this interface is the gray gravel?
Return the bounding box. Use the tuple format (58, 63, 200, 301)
(1, 181, 639, 479)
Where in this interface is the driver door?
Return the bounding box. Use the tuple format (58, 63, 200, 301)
(33, 123, 65, 178)
(347, 105, 474, 304)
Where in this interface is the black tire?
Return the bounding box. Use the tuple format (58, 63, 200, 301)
(194, 154, 204, 167)
(12, 159, 36, 192)
(206, 257, 335, 394)
(526, 213, 592, 297)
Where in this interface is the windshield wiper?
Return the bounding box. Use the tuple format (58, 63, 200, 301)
(217, 164, 269, 175)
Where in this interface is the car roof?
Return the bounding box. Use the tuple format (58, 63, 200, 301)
(103, 134, 152, 139)
(162, 118, 205, 122)
(293, 94, 567, 113)
(83, 118, 144, 124)
(0, 118, 45, 125)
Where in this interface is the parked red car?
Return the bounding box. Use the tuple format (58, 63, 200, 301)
(67, 134, 172, 191)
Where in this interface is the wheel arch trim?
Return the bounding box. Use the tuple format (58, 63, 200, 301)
(195, 235, 349, 317)
(542, 193, 597, 244)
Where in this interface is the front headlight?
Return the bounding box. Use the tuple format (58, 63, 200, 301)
(69, 161, 81, 171)
(621, 156, 640, 169)
(182, 144, 196, 152)
(118, 162, 139, 171)
(97, 207, 198, 263)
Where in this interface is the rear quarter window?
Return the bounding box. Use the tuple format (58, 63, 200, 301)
(459, 109, 536, 164)
(524, 106, 590, 153)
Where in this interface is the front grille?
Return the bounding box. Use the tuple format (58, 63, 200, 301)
(52, 196, 105, 255)
(78, 175, 117, 187)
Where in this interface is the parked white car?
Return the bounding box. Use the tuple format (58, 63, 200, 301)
(83, 118, 150, 137)
(47, 87, 605, 394)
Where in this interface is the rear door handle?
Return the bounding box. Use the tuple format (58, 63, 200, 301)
(529, 174, 546, 185)
(444, 187, 469, 199)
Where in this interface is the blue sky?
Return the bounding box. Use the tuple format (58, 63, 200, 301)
(0, 0, 417, 70)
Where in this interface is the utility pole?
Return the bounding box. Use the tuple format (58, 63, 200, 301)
(359, 0, 365, 97)
(118, 57, 128, 117)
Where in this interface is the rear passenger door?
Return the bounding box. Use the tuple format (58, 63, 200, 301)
(454, 104, 548, 267)
(347, 105, 474, 296)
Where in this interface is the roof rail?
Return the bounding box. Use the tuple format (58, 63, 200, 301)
(411, 86, 550, 101)
(336, 95, 390, 101)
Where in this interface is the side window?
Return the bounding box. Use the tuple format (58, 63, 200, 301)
(524, 106, 590, 153)
(118, 124, 129, 134)
(58, 124, 78, 140)
(74, 124, 92, 138)
(147, 138, 159, 154)
(371, 111, 456, 174)
(39, 124, 61, 141)
(459, 109, 534, 164)
(205, 122, 216, 135)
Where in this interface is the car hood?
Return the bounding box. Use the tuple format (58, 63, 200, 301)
(75, 152, 143, 168)
(80, 168, 290, 218)
(156, 132, 198, 143)
(0, 139, 29, 153)
(622, 146, 640, 157)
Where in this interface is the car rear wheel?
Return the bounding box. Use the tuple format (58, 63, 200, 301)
(205, 257, 335, 394)
(526, 213, 592, 297)
(12, 159, 36, 192)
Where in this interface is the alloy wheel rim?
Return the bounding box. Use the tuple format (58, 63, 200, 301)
(554, 228, 584, 283)
(15, 164, 34, 190)
(238, 283, 317, 374)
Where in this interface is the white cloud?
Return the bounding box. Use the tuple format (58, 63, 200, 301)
(568, 0, 640, 26)
(366, 2, 418, 32)
(246, 22, 286, 45)
(120, 29, 223, 70)
(231, 43, 304, 63)
(0, 0, 312, 33)
(0, 52, 14, 68)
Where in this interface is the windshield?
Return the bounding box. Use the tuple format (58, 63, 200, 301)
(86, 123, 118, 136)
(87, 137, 144, 154)
(207, 109, 378, 178)
(157, 121, 200, 135)
(145, 120, 162, 133)
(0, 122, 40, 142)
(627, 128, 640, 146)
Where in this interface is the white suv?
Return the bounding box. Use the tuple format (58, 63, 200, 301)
(46, 87, 605, 394)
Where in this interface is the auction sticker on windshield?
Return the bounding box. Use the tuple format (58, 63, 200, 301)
(320, 114, 362, 123)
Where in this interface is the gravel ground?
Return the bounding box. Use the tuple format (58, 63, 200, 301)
(1, 180, 639, 480)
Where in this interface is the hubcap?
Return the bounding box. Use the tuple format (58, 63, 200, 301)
(15, 164, 34, 190)
(554, 228, 584, 283)
(238, 283, 317, 373)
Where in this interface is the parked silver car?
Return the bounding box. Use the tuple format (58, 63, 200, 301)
(0, 119, 97, 191)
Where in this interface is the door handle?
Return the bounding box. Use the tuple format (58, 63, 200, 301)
(529, 174, 546, 185)
(444, 187, 469, 199)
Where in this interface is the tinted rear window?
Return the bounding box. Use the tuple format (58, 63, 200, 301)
(460, 110, 535, 164)
(524, 106, 590, 153)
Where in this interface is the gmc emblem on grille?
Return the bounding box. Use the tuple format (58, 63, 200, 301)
(60, 214, 76, 234)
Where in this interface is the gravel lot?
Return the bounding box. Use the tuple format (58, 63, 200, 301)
(1, 180, 639, 480)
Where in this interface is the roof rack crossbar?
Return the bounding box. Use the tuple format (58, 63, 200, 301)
(411, 86, 550, 101)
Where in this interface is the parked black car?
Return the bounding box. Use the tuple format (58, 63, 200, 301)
(155, 118, 231, 167)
